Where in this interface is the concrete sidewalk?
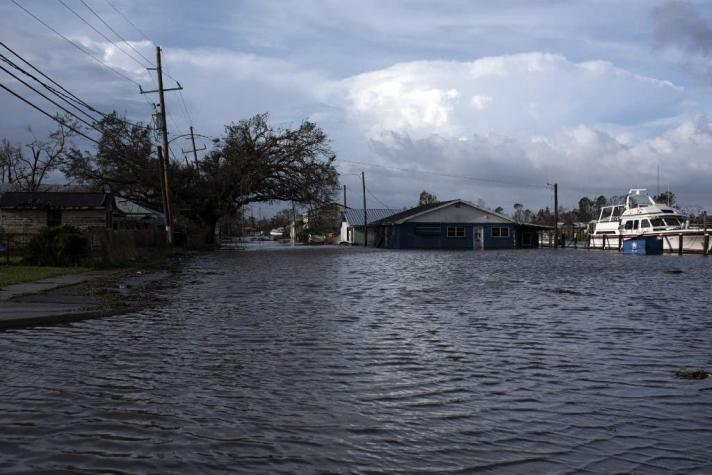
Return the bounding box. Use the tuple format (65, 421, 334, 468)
(0, 270, 123, 329)
(0, 270, 118, 301)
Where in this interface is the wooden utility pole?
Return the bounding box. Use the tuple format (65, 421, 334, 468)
(189, 126, 200, 168)
(362, 172, 367, 246)
(343, 184, 347, 209)
(156, 145, 168, 236)
(155, 47, 173, 244)
(553, 183, 559, 249)
(140, 46, 183, 245)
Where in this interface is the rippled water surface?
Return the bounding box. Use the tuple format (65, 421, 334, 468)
(1, 246, 712, 474)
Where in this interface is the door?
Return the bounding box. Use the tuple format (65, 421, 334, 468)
(473, 226, 483, 250)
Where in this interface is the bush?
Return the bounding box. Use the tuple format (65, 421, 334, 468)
(24, 225, 89, 266)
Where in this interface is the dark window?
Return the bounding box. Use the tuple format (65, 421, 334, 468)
(633, 220, 639, 230)
(447, 226, 465, 237)
(47, 209, 62, 227)
(491, 226, 510, 238)
(664, 217, 680, 226)
(624, 221, 633, 230)
(415, 224, 441, 235)
(642, 219, 651, 229)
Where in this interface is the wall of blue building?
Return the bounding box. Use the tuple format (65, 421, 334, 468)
(389, 223, 515, 250)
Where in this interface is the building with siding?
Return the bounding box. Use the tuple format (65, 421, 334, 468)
(369, 199, 545, 250)
(341, 208, 400, 245)
(0, 192, 115, 245)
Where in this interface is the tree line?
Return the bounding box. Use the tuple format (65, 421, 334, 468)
(0, 112, 339, 243)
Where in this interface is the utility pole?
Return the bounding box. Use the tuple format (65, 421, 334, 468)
(362, 172, 367, 247)
(140, 46, 183, 245)
(189, 126, 201, 168)
(157, 145, 168, 236)
(553, 183, 559, 249)
(343, 184, 347, 209)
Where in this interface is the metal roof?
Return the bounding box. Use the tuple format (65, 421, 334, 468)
(0, 192, 111, 209)
(370, 199, 515, 225)
(343, 208, 401, 226)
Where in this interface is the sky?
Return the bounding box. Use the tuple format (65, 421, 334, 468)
(2, 0, 712, 215)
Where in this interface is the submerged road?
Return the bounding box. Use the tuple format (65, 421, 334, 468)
(1, 246, 711, 473)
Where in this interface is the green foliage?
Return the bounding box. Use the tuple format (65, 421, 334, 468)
(419, 190, 437, 206)
(24, 225, 89, 266)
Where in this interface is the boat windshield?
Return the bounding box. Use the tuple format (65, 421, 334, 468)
(651, 217, 681, 227)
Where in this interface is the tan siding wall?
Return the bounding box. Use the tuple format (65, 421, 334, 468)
(0, 209, 109, 247)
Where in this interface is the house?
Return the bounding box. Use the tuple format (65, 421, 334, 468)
(0, 191, 116, 245)
(341, 208, 400, 245)
(369, 199, 547, 250)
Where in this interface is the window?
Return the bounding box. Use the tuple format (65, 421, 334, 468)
(47, 209, 62, 227)
(624, 221, 633, 230)
(415, 224, 441, 235)
(642, 219, 651, 229)
(651, 217, 665, 227)
(447, 226, 465, 237)
(664, 217, 680, 227)
(491, 226, 510, 238)
(633, 220, 639, 230)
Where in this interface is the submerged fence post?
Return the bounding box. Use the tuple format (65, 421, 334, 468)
(704, 213, 709, 256)
(678, 233, 683, 255)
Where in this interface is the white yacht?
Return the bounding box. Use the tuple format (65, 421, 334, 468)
(590, 189, 710, 254)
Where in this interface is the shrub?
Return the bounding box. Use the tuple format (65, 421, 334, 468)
(24, 225, 89, 266)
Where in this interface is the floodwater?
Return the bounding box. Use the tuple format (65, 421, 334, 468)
(1, 246, 711, 474)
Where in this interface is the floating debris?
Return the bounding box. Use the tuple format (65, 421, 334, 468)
(675, 368, 711, 380)
(664, 270, 684, 274)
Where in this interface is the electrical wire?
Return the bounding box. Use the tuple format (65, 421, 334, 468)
(78, 0, 155, 67)
(0, 52, 101, 124)
(104, 0, 154, 46)
(56, 0, 150, 70)
(338, 159, 548, 189)
(0, 82, 99, 144)
(366, 186, 392, 209)
(10, 0, 141, 87)
(0, 62, 101, 132)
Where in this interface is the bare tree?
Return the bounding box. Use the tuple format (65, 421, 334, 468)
(1, 115, 78, 191)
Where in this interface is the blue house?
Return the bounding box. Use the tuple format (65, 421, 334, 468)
(369, 199, 543, 250)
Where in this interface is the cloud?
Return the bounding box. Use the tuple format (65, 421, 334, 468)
(335, 53, 684, 140)
(653, 1, 712, 81)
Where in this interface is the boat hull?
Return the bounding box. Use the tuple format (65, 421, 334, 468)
(589, 231, 711, 254)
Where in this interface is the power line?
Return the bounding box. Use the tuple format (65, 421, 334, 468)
(0, 82, 99, 144)
(78, 0, 155, 67)
(11, 0, 140, 87)
(338, 159, 548, 189)
(104, 0, 154, 46)
(0, 40, 101, 117)
(56, 0, 149, 70)
(366, 185, 391, 209)
(0, 62, 101, 132)
(0, 52, 101, 124)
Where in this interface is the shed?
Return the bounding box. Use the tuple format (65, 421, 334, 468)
(0, 191, 115, 245)
(341, 208, 400, 245)
(370, 199, 543, 250)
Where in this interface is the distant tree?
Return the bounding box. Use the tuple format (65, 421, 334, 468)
(419, 190, 438, 206)
(576, 196, 594, 222)
(512, 203, 533, 223)
(653, 191, 676, 207)
(1, 115, 78, 191)
(494, 206, 505, 214)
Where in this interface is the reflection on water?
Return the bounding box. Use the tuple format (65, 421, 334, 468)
(1, 247, 711, 473)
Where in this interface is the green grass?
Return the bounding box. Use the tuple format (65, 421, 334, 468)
(0, 265, 90, 287)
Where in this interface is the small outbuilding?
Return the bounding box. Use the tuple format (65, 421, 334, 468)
(369, 199, 544, 250)
(0, 191, 116, 245)
(341, 208, 400, 245)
